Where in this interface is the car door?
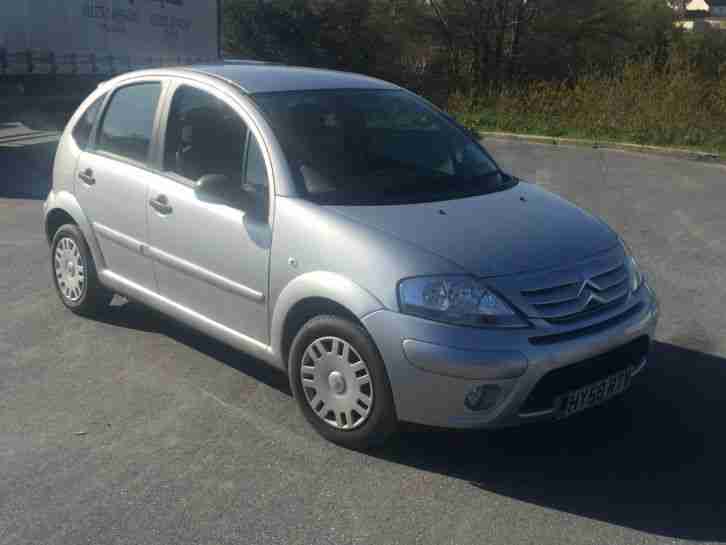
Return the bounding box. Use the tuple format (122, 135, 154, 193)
(146, 82, 272, 344)
(75, 80, 164, 292)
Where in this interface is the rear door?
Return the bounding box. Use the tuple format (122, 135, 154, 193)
(75, 80, 164, 292)
(146, 82, 272, 343)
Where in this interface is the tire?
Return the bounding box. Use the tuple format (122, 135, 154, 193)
(288, 315, 398, 450)
(51, 224, 113, 316)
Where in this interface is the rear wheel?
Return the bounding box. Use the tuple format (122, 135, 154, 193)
(51, 224, 112, 316)
(289, 315, 397, 449)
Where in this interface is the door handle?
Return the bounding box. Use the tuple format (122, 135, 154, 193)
(149, 194, 173, 215)
(78, 168, 95, 186)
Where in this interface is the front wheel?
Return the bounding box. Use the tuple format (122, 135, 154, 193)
(288, 315, 398, 449)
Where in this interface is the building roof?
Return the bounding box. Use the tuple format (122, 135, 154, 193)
(182, 63, 398, 94)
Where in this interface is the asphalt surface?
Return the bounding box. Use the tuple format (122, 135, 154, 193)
(2, 126, 726, 545)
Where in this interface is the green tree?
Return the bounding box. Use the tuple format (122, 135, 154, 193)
(223, 0, 327, 66)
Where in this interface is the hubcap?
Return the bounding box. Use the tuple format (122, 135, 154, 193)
(328, 371, 346, 394)
(301, 336, 373, 430)
(54, 237, 85, 302)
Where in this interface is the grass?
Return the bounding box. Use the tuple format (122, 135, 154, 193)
(447, 55, 726, 155)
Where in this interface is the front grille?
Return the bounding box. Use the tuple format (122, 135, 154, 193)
(520, 336, 649, 414)
(529, 302, 643, 345)
(521, 263, 629, 323)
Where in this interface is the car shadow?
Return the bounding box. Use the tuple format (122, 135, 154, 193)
(87, 298, 724, 540)
(0, 138, 58, 199)
(95, 298, 291, 396)
(374, 340, 726, 541)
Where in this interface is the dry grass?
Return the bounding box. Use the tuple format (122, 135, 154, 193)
(449, 54, 726, 154)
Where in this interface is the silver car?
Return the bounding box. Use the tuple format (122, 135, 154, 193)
(44, 64, 659, 448)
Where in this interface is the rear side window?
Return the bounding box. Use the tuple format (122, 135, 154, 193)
(244, 137, 269, 191)
(72, 94, 104, 150)
(96, 83, 161, 165)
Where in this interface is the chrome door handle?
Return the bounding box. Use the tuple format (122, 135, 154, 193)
(78, 168, 95, 185)
(149, 194, 173, 215)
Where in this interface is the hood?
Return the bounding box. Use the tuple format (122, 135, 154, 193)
(328, 182, 618, 277)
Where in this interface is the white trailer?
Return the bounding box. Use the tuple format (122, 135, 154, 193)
(0, 0, 221, 127)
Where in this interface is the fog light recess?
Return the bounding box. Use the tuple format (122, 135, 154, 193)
(464, 385, 502, 412)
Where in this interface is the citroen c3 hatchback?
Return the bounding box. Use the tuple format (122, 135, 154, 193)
(44, 64, 659, 448)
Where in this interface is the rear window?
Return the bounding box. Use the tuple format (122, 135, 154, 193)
(96, 83, 161, 165)
(72, 94, 105, 150)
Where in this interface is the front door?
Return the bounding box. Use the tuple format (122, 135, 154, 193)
(75, 81, 163, 292)
(146, 83, 272, 344)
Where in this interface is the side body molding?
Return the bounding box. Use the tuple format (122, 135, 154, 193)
(43, 189, 107, 272)
(269, 271, 386, 369)
(45, 193, 386, 375)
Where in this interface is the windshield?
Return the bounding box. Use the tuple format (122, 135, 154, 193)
(252, 89, 515, 205)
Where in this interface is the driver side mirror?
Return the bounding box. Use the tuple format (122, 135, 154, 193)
(195, 174, 233, 201)
(195, 174, 268, 221)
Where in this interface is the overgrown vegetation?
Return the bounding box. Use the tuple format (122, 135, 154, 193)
(450, 47, 726, 152)
(224, 0, 726, 152)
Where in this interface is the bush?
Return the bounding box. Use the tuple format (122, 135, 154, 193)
(448, 46, 726, 153)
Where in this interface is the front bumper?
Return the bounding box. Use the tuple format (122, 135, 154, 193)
(362, 283, 659, 429)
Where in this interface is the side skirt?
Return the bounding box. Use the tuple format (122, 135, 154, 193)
(99, 269, 283, 370)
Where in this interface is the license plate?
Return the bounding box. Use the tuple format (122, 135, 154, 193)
(556, 367, 634, 419)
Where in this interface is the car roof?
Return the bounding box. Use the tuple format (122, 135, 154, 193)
(178, 63, 400, 94)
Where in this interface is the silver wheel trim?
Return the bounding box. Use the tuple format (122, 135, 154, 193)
(301, 336, 373, 430)
(54, 237, 86, 302)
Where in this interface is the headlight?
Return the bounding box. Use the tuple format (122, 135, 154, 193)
(398, 276, 527, 328)
(622, 241, 644, 292)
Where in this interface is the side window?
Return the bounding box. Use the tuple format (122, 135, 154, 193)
(163, 85, 247, 184)
(244, 136, 269, 193)
(71, 94, 105, 150)
(96, 83, 161, 164)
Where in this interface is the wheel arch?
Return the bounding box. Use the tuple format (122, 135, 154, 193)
(44, 190, 106, 271)
(45, 208, 76, 243)
(270, 272, 386, 371)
